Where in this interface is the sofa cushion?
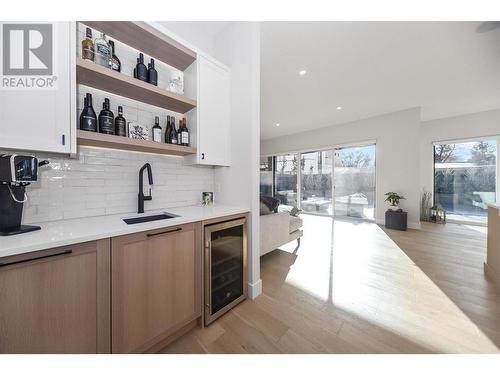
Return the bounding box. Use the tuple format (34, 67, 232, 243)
(260, 196, 280, 215)
(289, 215, 303, 233)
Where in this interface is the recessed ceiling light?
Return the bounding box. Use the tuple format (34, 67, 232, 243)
(336, 106, 343, 110)
(276, 123, 280, 127)
(299, 70, 307, 75)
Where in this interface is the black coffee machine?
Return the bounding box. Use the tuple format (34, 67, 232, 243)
(0, 154, 48, 236)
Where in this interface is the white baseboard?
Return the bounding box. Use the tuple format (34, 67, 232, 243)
(248, 279, 262, 300)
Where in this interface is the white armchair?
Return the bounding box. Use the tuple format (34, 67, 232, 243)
(260, 210, 303, 256)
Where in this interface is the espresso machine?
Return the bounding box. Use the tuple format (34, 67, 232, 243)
(0, 154, 48, 236)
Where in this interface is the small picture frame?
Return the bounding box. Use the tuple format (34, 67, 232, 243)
(202, 192, 214, 206)
(128, 122, 149, 140)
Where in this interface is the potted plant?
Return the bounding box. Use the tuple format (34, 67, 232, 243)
(385, 192, 405, 212)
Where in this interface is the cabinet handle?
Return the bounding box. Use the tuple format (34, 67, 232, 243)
(201, 153, 205, 160)
(147, 227, 182, 237)
(61, 134, 66, 146)
(0, 249, 73, 267)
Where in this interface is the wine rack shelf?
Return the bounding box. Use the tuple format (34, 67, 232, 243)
(76, 58, 197, 114)
(77, 130, 197, 156)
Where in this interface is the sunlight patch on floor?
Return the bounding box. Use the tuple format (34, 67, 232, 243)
(279, 214, 500, 353)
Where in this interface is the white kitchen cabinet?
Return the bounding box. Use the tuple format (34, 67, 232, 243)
(0, 22, 76, 154)
(185, 54, 230, 166)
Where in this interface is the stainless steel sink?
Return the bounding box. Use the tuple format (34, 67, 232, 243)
(123, 212, 178, 225)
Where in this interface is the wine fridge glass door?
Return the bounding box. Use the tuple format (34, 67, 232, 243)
(205, 217, 247, 324)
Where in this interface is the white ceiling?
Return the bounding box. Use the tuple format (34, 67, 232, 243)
(261, 22, 500, 140)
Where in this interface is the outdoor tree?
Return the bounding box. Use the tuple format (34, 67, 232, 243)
(469, 141, 496, 165)
(338, 150, 372, 168)
(434, 144, 457, 163)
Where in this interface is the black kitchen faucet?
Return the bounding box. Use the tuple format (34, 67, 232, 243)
(138, 163, 153, 213)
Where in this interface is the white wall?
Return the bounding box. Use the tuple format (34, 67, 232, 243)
(156, 22, 217, 57)
(213, 23, 262, 299)
(261, 108, 422, 228)
(420, 108, 500, 195)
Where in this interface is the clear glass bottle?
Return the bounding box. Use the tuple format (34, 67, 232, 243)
(94, 33, 112, 69)
(81, 27, 94, 61)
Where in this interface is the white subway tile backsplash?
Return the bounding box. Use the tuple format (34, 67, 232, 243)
(0, 146, 214, 224)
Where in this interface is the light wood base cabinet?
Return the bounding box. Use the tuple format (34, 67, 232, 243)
(111, 222, 202, 353)
(0, 240, 111, 354)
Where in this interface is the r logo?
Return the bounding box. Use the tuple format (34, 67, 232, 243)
(2, 24, 53, 76)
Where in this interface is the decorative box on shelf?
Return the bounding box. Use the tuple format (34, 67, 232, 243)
(385, 210, 408, 231)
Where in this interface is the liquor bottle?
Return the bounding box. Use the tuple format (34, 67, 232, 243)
(181, 117, 190, 146)
(152, 116, 162, 142)
(98, 98, 114, 135)
(109, 40, 121, 72)
(114, 106, 127, 137)
(170, 117, 178, 144)
(94, 33, 111, 68)
(165, 115, 172, 143)
(135, 53, 148, 82)
(79, 93, 97, 132)
(82, 27, 94, 61)
(147, 58, 158, 86)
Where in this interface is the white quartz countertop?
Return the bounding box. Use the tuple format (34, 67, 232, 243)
(0, 205, 249, 258)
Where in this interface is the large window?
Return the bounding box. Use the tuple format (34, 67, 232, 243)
(274, 154, 299, 208)
(334, 145, 376, 220)
(261, 143, 376, 220)
(260, 156, 273, 197)
(301, 151, 333, 215)
(434, 140, 497, 223)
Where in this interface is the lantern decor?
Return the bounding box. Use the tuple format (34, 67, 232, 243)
(429, 204, 446, 224)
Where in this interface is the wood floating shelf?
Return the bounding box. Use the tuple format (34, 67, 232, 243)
(80, 21, 196, 71)
(77, 130, 197, 157)
(76, 58, 197, 114)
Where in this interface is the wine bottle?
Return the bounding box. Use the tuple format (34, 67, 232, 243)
(177, 118, 183, 145)
(135, 53, 148, 82)
(152, 116, 162, 142)
(98, 98, 114, 135)
(181, 117, 190, 146)
(82, 27, 94, 62)
(165, 115, 172, 143)
(109, 40, 121, 72)
(115, 106, 127, 137)
(148, 58, 158, 86)
(79, 93, 97, 132)
(94, 33, 111, 69)
(170, 117, 178, 144)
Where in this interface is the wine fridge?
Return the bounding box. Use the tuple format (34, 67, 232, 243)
(204, 216, 247, 325)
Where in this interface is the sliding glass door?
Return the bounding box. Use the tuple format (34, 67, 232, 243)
(333, 145, 376, 220)
(274, 154, 299, 209)
(260, 143, 376, 220)
(300, 150, 333, 215)
(434, 139, 497, 223)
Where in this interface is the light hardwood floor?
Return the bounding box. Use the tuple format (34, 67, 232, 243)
(161, 215, 500, 354)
